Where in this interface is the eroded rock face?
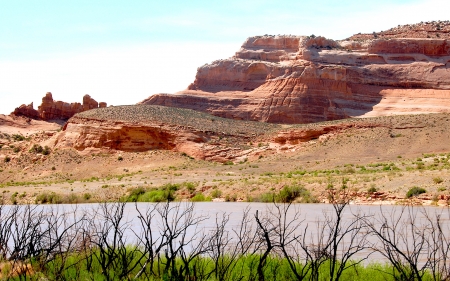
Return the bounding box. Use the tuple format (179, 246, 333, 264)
(13, 92, 107, 121)
(142, 24, 450, 124)
(54, 115, 247, 162)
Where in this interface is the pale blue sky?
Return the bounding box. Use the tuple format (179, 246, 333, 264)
(0, 0, 448, 114)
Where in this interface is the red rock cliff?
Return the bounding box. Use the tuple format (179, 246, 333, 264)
(141, 22, 450, 124)
(13, 92, 107, 121)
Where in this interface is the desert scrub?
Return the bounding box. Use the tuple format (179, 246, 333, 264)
(29, 144, 51, 155)
(367, 186, 378, 194)
(406, 186, 427, 198)
(253, 185, 317, 203)
(190, 192, 211, 202)
(35, 192, 62, 204)
(210, 188, 222, 198)
(433, 177, 444, 184)
(12, 134, 26, 141)
(124, 183, 179, 202)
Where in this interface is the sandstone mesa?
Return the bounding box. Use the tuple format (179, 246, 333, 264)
(142, 21, 450, 124)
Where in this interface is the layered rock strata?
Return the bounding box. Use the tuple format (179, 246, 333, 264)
(142, 23, 450, 124)
(52, 105, 278, 162)
(13, 92, 107, 121)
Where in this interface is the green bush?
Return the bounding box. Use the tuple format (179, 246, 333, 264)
(406, 187, 426, 198)
(126, 184, 179, 202)
(35, 192, 62, 204)
(278, 185, 317, 203)
(258, 192, 276, 203)
(211, 189, 222, 198)
(4, 156, 11, 163)
(29, 144, 50, 155)
(225, 194, 237, 202)
(12, 134, 25, 141)
(254, 186, 317, 203)
(433, 177, 444, 184)
(367, 186, 378, 194)
(191, 192, 211, 202)
(139, 189, 171, 202)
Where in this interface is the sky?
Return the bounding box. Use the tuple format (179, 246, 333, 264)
(0, 0, 449, 114)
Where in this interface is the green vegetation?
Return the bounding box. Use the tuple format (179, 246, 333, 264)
(20, 252, 437, 281)
(190, 192, 211, 202)
(35, 192, 62, 204)
(433, 177, 444, 184)
(253, 185, 317, 203)
(29, 144, 51, 155)
(124, 183, 179, 202)
(34, 191, 89, 204)
(406, 186, 427, 198)
(12, 134, 26, 141)
(211, 188, 222, 198)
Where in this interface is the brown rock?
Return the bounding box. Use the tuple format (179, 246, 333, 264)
(13, 92, 108, 121)
(13, 103, 39, 119)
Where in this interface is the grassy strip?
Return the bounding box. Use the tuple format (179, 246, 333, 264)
(13, 251, 438, 281)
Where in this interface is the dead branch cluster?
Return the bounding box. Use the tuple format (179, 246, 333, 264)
(0, 194, 449, 281)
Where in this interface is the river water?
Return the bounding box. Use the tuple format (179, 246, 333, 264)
(3, 202, 450, 264)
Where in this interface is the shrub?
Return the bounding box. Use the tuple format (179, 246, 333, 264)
(141, 189, 175, 202)
(12, 134, 25, 141)
(67, 193, 79, 204)
(128, 184, 179, 202)
(225, 194, 237, 202)
(406, 187, 427, 198)
(191, 193, 211, 202)
(127, 187, 146, 202)
(42, 146, 51, 155)
(367, 186, 378, 194)
(30, 144, 51, 155)
(343, 167, 355, 174)
(83, 193, 92, 200)
(4, 156, 11, 163)
(11, 192, 18, 205)
(254, 185, 317, 203)
(258, 192, 276, 203)
(118, 156, 123, 161)
(35, 192, 62, 204)
(433, 177, 444, 184)
(211, 189, 222, 198)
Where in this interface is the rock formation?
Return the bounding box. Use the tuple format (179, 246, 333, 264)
(13, 92, 107, 121)
(52, 105, 275, 162)
(142, 22, 450, 124)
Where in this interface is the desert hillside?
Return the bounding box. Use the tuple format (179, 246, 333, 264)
(1, 106, 450, 206)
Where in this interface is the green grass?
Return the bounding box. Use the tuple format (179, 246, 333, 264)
(15, 250, 439, 281)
